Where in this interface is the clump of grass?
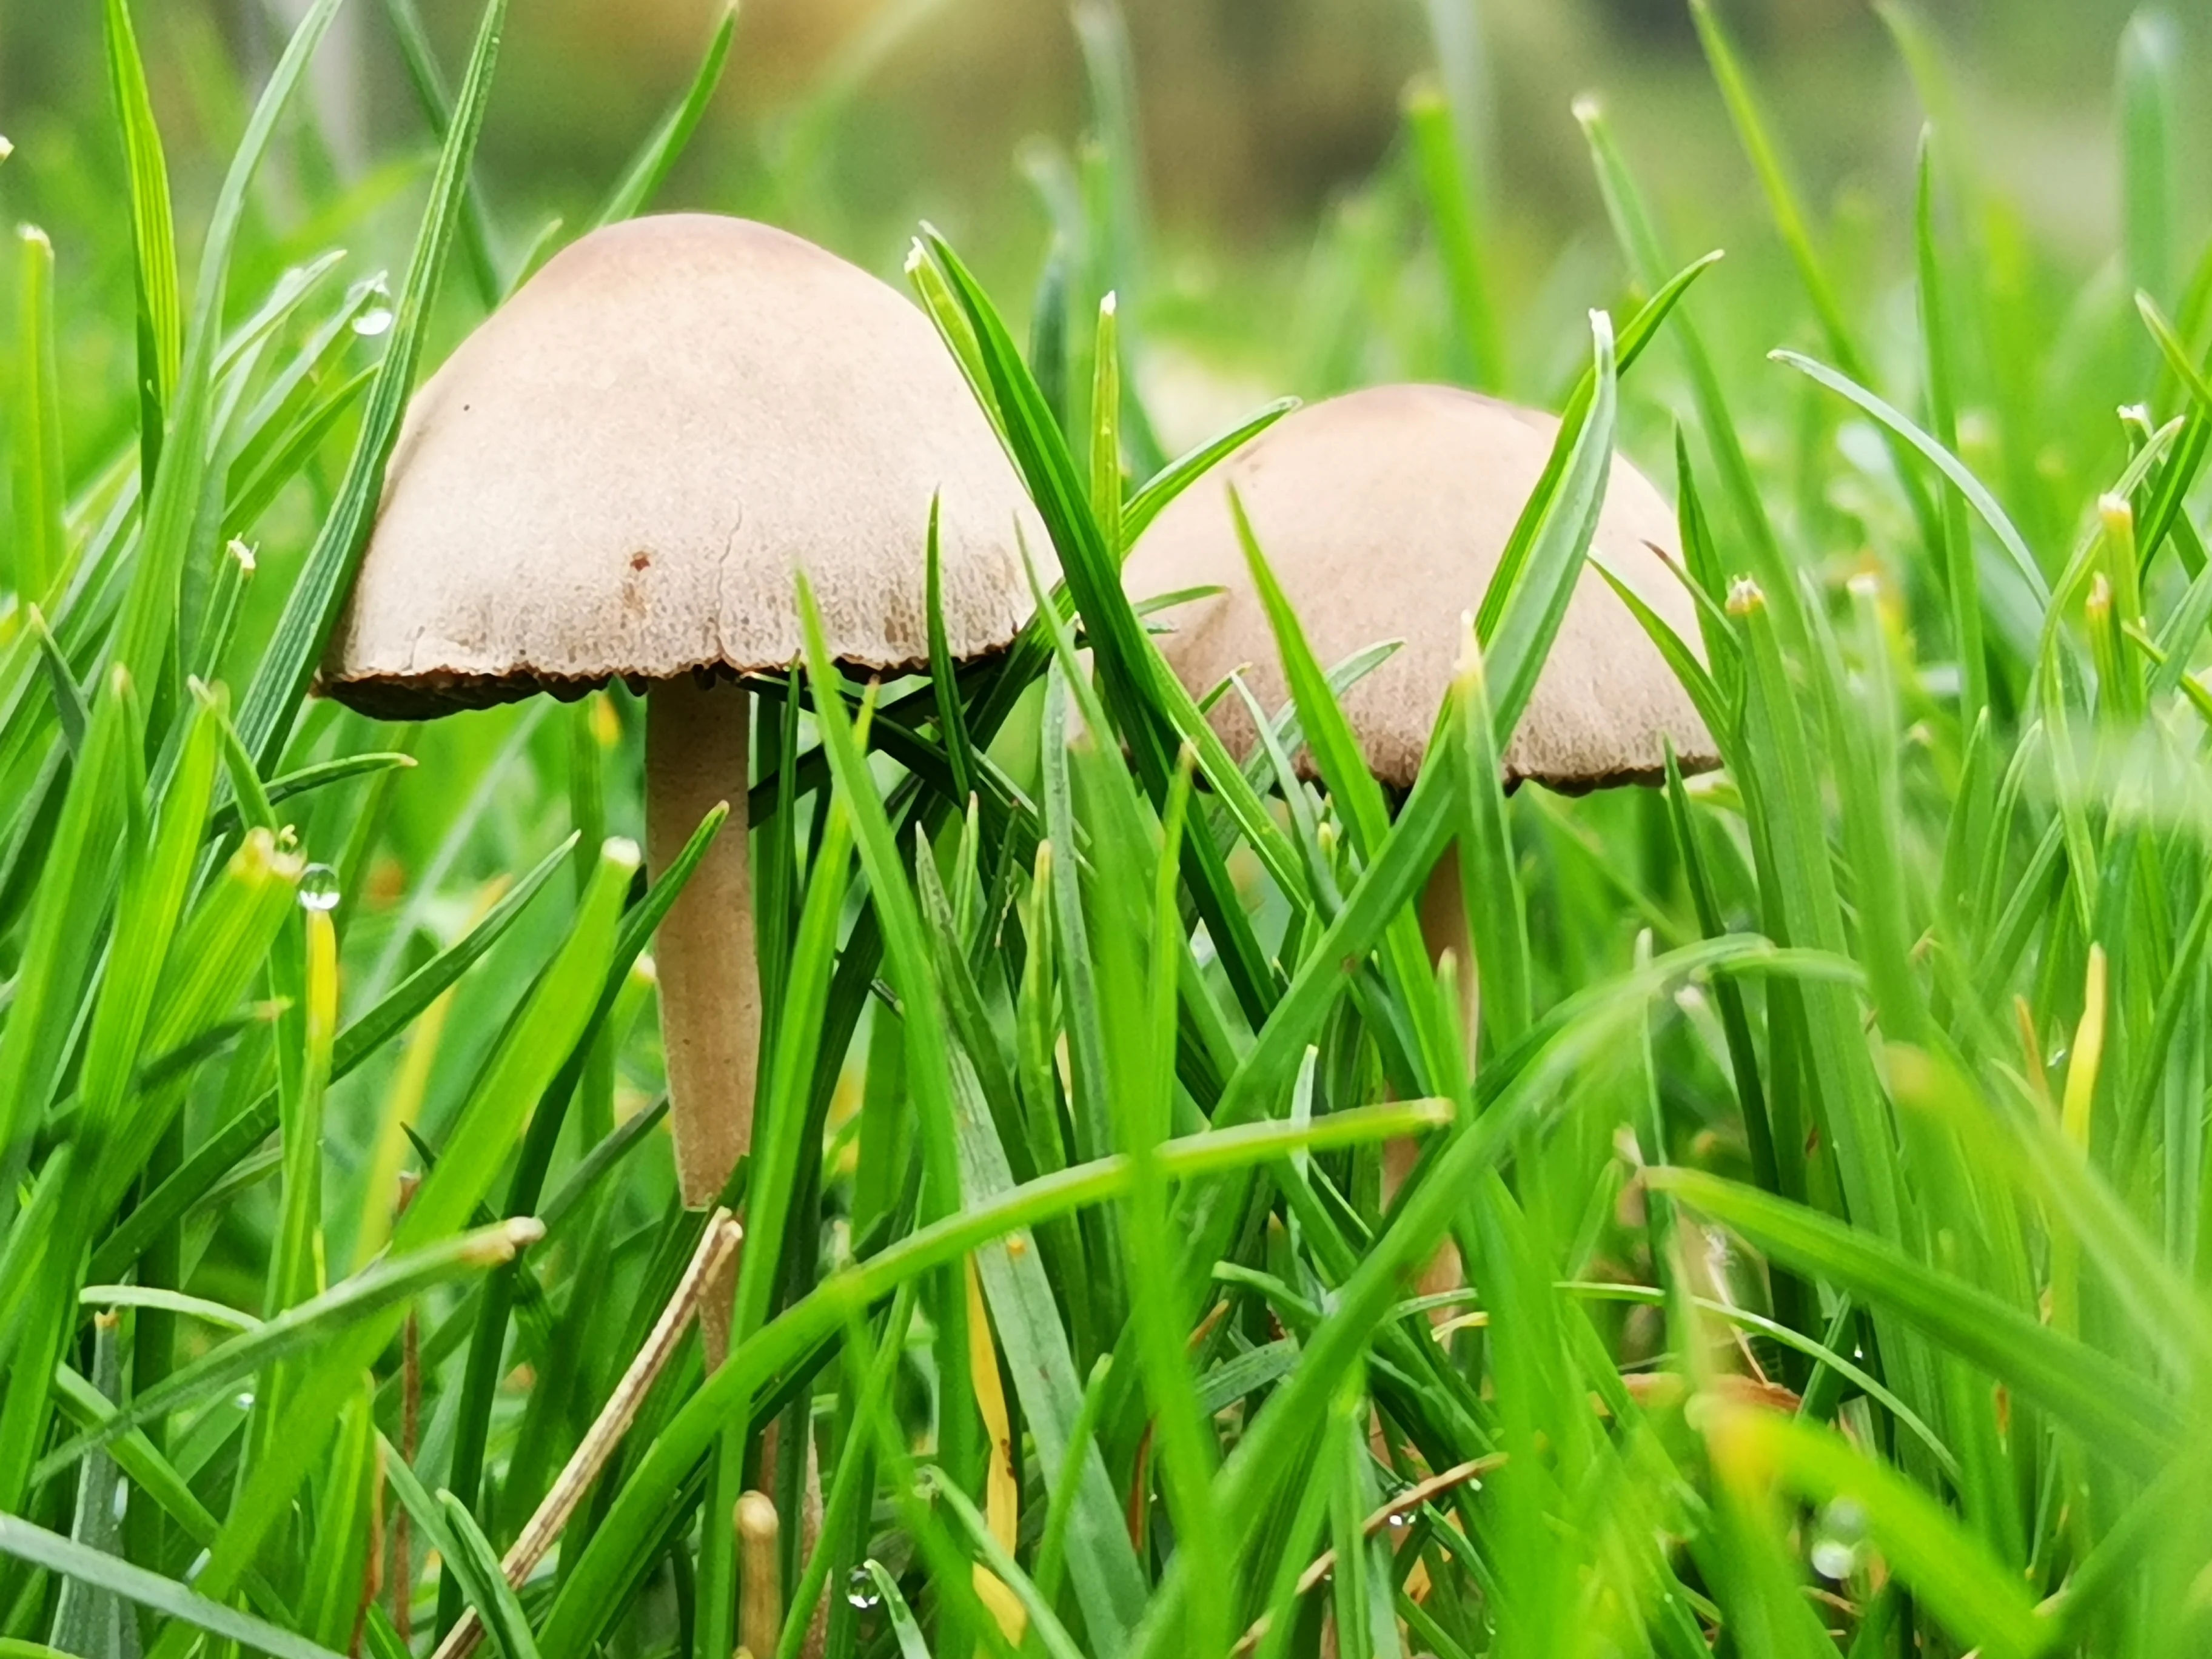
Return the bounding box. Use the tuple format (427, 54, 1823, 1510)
(3, 1, 2211, 1657)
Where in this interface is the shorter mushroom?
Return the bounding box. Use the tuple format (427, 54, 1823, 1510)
(1123, 384, 1717, 1281)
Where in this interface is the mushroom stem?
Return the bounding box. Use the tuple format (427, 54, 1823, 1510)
(1417, 843, 1480, 1061)
(1384, 845, 1473, 1315)
(647, 677, 761, 1204)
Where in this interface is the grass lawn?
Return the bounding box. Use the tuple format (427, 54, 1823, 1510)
(2, 2, 2210, 1656)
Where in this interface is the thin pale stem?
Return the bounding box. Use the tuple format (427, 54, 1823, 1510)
(648, 675, 761, 1208)
(1386, 846, 1474, 1309)
(736, 1490, 782, 1658)
(1418, 842, 1479, 1061)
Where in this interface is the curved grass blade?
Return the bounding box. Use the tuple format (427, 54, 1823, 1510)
(77, 1287, 256, 1333)
(914, 227, 1276, 1024)
(381, 0, 504, 307)
(867, 1561, 933, 1659)
(88, 828, 577, 1279)
(12, 228, 66, 606)
(207, 750, 415, 840)
(0, 1514, 343, 1659)
(1577, 99, 1801, 646)
(1774, 348, 2050, 606)
(36, 1220, 543, 1483)
(531, 1101, 1449, 1659)
(922, 1470, 1086, 1659)
(138, 836, 632, 1652)
(1121, 397, 1298, 548)
(1654, 1168, 2182, 1471)
(1480, 310, 1618, 737)
(112, 0, 349, 693)
(1225, 491, 1447, 1088)
(1564, 1283, 1953, 1476)
(589, 1, 739, 233)
(102, 0, 181, 485)
(237, 0, 511, 769)
(437, 1492, 542, 1659)
(1706, 1408, 2045, 1659)
(222, 364, 377, 543)
(1481, 250, 1723, 657)
(27, 608, 87, 757)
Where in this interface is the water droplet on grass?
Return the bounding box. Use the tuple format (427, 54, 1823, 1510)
(353, 307, 394, 338)
(845, 1567, 882, 1610)
(1809, 1498, 1868, 1580)
(300, 864, 341, 911)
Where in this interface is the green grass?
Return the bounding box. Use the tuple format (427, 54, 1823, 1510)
(4, 1, 2212, 1656)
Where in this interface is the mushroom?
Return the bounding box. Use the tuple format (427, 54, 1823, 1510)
(324, 213, 1043, 1220)
(1126, 384, 1714, 800)
(1122, 383, 1716, 1270)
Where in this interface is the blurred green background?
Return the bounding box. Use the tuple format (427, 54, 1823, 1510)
(2, 0, 2204, 703)
(2, 1, 2196, 414)
(0, 1, 2176, 243)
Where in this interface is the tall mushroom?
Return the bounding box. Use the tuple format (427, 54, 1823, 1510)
(324, 213, 1043, 1221)
(1122, 384, 1717, 1266)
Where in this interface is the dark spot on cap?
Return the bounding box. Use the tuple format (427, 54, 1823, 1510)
(631, 552, 652, 571)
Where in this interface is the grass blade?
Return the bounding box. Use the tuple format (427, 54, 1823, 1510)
(12, 228, 66, 605)
(36, 1221, 543, 1483)
(2119, 10, 2179, 317)
(437, 1492, 543, 1659)
(1121, 398, 1297, 549)
(381, 0, 504, 307)
(532, 1101, 1450, 1659)
(1707, 1407, 2045, 1659)
(589, 1, 740, 233)
(112, 0, 349, 695)
(101, 0, 181, 486)
(0, 1515, 343, 1659)
(1774, 347, 2051, 606)
(1405, 78, 1503, 391)
(1655, 1168, 2181, 1471)
(237, 0, 511, 769)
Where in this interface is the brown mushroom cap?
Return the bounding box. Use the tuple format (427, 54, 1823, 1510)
(1122, 383, 1718, 791)
(322, 214, 1044, 717)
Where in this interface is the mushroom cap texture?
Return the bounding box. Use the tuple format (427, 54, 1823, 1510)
(323, 214, 1045, 717)
(1121, 384, 1720, 791)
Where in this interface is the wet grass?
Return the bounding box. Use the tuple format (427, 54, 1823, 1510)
(4, 2, 2212, 1657)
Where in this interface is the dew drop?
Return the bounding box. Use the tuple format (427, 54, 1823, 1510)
(1809, 1497, 1868, 1581)
(352, 306, 395, 338)
(233, 1391, 255, 1411)
(300, 863, 342, 912)
(845, 1566, 882, 1610)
